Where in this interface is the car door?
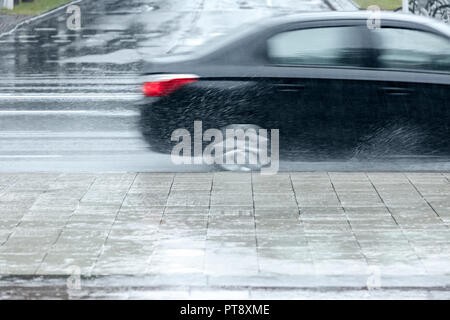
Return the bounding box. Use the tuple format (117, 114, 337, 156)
(367, 24, 450, 158)
(262, 21, 383, 160)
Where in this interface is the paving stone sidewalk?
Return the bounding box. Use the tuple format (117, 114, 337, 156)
(0, 172, 450, 290)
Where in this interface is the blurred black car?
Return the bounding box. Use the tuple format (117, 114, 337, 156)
(139, 12, 450, 163)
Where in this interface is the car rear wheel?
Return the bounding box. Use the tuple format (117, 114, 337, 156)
(216, 124, 269, 172)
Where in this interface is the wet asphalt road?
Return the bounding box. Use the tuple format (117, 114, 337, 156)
(0, 0, 449, 172)
(0, 0, 334, 172)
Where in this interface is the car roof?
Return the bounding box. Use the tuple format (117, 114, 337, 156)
(147, 11, 450, 66)
(260, 11, 450, 36)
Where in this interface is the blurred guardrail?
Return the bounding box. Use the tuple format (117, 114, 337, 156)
(396, 0, 450, 22)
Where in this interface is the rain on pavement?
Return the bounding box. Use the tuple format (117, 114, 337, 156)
(1, 171, 450, 299)
(0, 0, 337, 172)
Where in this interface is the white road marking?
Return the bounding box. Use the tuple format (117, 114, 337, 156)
(0, 110, 139, 116)
(17, 35, 38, 38)
(51, 34, 80, 38)
(0, 94, 141, 100)
(0, 155, 63, 158)
(0, 131, 141, 138)
(33, 28, 57, 32)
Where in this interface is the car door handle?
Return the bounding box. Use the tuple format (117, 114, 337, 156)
(274, 83, 306, 92)
(379, 86, 414, 96)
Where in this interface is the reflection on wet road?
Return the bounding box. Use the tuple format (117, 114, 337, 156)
(0, 0, 332, 172)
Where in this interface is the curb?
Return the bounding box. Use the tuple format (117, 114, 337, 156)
(0, 0, 84, 38)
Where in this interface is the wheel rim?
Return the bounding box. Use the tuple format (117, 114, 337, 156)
(217, 124, 268, 172)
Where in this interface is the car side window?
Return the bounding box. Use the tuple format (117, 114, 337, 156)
(267, 26, 373, 68)
(371, 28, 450, 72)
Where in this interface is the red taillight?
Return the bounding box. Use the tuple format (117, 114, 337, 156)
(142, 76, 198, 97)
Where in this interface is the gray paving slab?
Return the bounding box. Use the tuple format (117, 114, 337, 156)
(0, 172, 449, 293)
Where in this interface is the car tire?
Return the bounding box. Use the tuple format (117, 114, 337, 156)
(215, 124, 269, 172)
